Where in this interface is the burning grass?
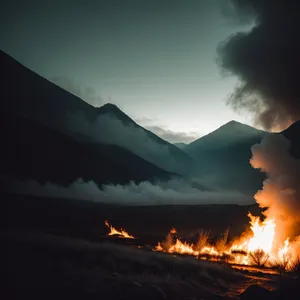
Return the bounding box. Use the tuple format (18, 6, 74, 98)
(151, 213, 300, 270)
(105, 220, 135, 239)
(104, 215, 300, 272)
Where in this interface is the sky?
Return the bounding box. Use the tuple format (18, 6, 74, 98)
(0, 0, 254, 143)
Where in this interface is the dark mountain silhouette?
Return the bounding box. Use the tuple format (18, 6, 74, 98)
(184, 121, 267, 193)
(1, 50, 97, 136)
(281, 120, 300, 158)
(93, 103, 195, 175)
(96, 103, 135, 125)
(0, 50, 194, 175)
(185, 121, 266, 154)
(0, 111, 173, 188)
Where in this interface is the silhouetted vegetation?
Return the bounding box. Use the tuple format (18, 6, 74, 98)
(249, 250, 270, 267)
(289, 256, 300, 276)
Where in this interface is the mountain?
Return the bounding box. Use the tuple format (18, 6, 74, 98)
(0, 50, 194, 175)
(174, 142, 187, 149)
(281, 120, 300, 158)
(1, 51, 97, 137)
(185, 121, 265, 154)
(184, 121, 267, 193)
(0, 111, 173, 188)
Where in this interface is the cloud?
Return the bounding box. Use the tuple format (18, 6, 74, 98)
(11, 178, 254, 206)
(144, 125, 198, 144)
(50, 76, 103, 107)
(66, 111, 193, 175)
(218, 0, 300, 131)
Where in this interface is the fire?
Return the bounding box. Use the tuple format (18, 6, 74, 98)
(100, 134, 300, 271)
(170, 228, 177, 234)
(168, 239, 198, 255)
(278, 238, 290, 259)
(247, 213, 276, 253)
(154, 227, 226, 259)
(104, 220, 135, 239)
(103, 217, 296, 270)
(153, 212, 295, 268)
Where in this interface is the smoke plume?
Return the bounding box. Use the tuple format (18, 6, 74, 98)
(250, 133, 300, 248)
(219, 0, 300, 130)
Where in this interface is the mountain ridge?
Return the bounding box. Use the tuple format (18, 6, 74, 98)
(184, 120, 267, 193)
(1, 111, 173, 187)
(186, 120, 266, 153)
(0, 50, 194, 176)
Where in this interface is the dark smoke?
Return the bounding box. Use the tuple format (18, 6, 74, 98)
(218, 0, 300, 130)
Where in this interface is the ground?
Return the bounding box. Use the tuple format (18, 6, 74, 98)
(2, 193, 298, 299)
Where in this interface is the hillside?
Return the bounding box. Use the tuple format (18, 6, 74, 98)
(0, 50, 194, 176)
(281, 120, 300, 158)
(174, 142, 187, 149)
(92, 103, 195, 175)
(184, 121, 267, 193)
(0, 111, 173, 187)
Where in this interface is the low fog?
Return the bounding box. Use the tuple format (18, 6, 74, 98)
(11, 178, 254, 206)
(66, 111, 193, 175)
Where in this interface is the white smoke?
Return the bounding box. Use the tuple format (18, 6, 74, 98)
(11, 178, 253, 206)
(66, 111, 192, 175)
(250, 133, 300, 248)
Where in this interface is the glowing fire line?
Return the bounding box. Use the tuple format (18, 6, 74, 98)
(104, 216, 296, 269)
(152, 213, 294, 267)
(104, 220, 135, 239)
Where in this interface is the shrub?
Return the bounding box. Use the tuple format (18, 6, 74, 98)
(249, 249, 269, 267)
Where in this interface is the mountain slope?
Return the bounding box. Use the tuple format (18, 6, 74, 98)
(186, 121, 265, 154)
(1, 50, 97, 136)
(92, 103, 195, 175)
(0, 50, 194, 175)
(281, 120, 300, 158)
(174, 142, 187, 149)
(184, 121, 267, 193)
(0, 111, 173, 187)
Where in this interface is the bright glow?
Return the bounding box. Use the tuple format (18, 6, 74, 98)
(104, 220, 135, 239)
(247, 213, 276, 253)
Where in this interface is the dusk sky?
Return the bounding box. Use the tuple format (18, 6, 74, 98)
(1, 0, 254, 142)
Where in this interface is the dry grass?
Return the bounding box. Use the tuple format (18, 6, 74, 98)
(215, 227, 229, 254)
(194, 229, 210, 252)
(288, 256, 300, 275)
(4, 232, 244, 294)
(249, 249, 270, 267)
(271, 252, 291, 274)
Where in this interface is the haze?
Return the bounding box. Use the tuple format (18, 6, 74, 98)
(0, 0, 254, 142)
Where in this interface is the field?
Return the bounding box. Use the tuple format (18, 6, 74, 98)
(2, 193, 299, 299)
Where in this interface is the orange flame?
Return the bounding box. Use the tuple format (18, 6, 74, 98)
(104, 220, 135, 239)
(170, 228, 177, 234)
(104, 210, 296, 268)
(153, 212, 295, 267)
(247, 213, 276, 253)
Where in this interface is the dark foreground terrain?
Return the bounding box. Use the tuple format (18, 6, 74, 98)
(2, 193, 300, 299)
